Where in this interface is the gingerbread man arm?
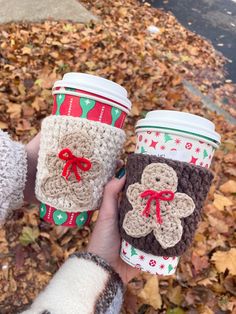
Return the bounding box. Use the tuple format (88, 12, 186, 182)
(45, 153, 64, 175)
(169, 192, 195, 218)
(126, 182, 144, 208)
(82, 158, 104, 180)
(123, 208, 153, 238)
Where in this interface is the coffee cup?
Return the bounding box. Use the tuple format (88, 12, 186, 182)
(120, 110, 220, 275)
(36, 73, 131, 228)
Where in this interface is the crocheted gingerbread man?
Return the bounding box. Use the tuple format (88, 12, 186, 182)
(123, 163, 195, 249)
(41, 132, 103, 210)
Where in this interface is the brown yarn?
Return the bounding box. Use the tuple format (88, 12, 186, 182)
(119, 153, 214, 257)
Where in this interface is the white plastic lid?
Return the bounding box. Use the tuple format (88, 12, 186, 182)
(136, 110, 221, 146)
(53, 72, 131, 110)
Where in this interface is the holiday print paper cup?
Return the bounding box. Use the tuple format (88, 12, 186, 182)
(39, 73, 131, 228)
(40, 203, 93, 228)
(52, 72, 131, 128)
(121, 240, 179, 275)
(120, 110, 220, 275)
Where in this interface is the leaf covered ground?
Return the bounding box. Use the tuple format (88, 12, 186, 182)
(0, 0, 235, 313)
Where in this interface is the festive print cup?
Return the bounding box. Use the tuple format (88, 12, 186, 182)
(37, 73, 131, 228)
(52, 72, 131, 128)
(120, 110, 220, 275)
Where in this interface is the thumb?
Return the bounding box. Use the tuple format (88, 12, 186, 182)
(99, 167, 126, 218)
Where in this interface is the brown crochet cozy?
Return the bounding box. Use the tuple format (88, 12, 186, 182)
(119, 154, 214, 257)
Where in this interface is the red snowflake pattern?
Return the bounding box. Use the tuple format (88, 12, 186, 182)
(175, 138, 181, 145)
(144, 139, 148, 143)
(155, 132, 160, 137)
(160, 145, 165, 150)
(160, 264, 165, 269)
(139, 255, 145, 260)
(195, 147, 200, 153)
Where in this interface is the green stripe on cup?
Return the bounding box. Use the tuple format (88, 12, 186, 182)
(136, 125, 220, 146)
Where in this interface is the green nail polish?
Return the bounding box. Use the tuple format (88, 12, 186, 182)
(115, 167, 126, 179)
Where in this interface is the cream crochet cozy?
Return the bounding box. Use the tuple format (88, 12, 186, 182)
(36, 116, 126, 213)
(0, 130, 27, 225)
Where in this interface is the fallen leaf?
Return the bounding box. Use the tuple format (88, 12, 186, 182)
(220, 180, 236, 194)
(191, 252, 209, 274)
(19, 227, 40, 246)
(167, 285, 183, 305)
(211, 249, 236, 275)
(208, 215, 229, 233)
(167, 308, 185, 314)
(213, 193, 233, 210)
(223, 276, 236, 296)
(138, 276, 162, 309)
(7, 103, 22, 119)
(0, 121, 8, 129)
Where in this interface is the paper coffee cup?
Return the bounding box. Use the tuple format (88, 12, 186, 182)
(40, 73, 131, 228)
(52, 73, 131, 128)
(120, 110, 220, 274)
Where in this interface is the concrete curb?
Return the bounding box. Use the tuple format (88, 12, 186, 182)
(0, 0, 98, 24)
(183, 80, 236, 125)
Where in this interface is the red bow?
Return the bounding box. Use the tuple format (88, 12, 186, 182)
(140, 190, 175, 224)
(58, 148, 91, 182)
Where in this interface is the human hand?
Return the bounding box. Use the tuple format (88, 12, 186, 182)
(87, 167, 140, 284)
(24, 132, 41, 203)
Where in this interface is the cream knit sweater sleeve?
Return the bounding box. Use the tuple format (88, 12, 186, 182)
(0, 130, 27, 225)
(21, 253, 124, 314)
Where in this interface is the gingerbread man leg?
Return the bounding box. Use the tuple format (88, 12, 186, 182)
(153, 217, 183, 249)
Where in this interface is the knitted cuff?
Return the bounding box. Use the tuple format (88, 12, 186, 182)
(21, 252, 124, 314)
(0, 130, 27, 225)
(35, 116, 126, 213)
(119, 153, 214, 257)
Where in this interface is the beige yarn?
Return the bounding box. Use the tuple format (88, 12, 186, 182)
(123, 163, 195, 249)
(36, 116, 126, 212)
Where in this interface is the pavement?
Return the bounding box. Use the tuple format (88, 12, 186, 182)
(0, 0, 97, 24)
(148, 0, 236, 83)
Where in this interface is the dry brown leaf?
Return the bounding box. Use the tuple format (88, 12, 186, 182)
(208, 215, 229, 233)
(211, 249, 236, 275)
(0, 121, 8, 129)
(7, 103, 22, 119)
(138, 276, 162, 309)
(213, 193, 233, 210)
(167, 285, 183, 305)
(220, 180, 236, 194)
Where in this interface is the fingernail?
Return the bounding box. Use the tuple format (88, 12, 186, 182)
(115, 167, 126, 179)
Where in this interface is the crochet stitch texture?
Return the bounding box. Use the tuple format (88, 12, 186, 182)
(119, 153, 214, 256)
(36, 116, 126, 212)
(0, 130, 27, 225)
(123, 163, 195, 249)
